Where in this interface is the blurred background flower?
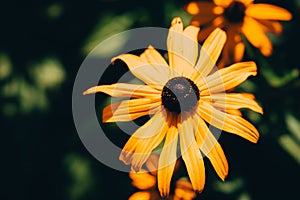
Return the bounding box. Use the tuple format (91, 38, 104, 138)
(1, 0, 300, 199)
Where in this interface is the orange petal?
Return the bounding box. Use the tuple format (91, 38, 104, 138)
(119, 108, 169, 171)
(258, 20, 283, 34)
(246, 4, 292, 21)
(157, 115, 179, 197)
(213, 0, 233, 7)
(129, 170, 156, 190)
(128, 191, 151, 200)
(194, 28, 226, 80)
(112, 53, 169, 89)
(193, 115, 228, 180)
(202, 93, 263, 114)
(185, 1, 216, 15)
(174, 179, 197, 200)
(200, 61, 257, 95)
(239, 0, 254, 6)
(199, 101, 259, 143)
(179, 115, 205, 192)
(102, 98, 161, 122)
(242, 17, 272, 56)
(197, 16, 225, 42)
(83, 83, 161, 99)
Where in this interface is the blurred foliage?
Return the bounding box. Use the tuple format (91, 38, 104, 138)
(1, 0, 300, 199)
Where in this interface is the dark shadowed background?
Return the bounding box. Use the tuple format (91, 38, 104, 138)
(1, 0, 300, 199)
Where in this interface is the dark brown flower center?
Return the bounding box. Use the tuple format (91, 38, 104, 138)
(224, 1, 246, 23)
(161, 77, 200, 114)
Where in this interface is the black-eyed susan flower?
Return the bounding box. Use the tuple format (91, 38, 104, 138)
(185, 0, 292, 66)
(84, 17, 263, 196)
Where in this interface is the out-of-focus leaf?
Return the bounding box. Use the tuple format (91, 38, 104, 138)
(64, 154, 94, 200)
(30, 58, 66, 90)
(285, 113, 300, 143)
(82, 13, 135, 56)
(262, 66, 299, 88)
(46, 3, 63, 19)
(279, 134, 300, 165)
(213, 177, 244, 194)
(0, 53, 12, 80)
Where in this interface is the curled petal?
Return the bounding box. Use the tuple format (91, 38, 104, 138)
(193, 114, 228, 180)
(120, 108, 169, 171)
(158, 115, 179, 197)
(199, 102, 259, 143)
(200, 61, 257, 95)
(103, 98, 161, 122)
(179, 116, 205, 192)
(202, 93, 263, 114)
(83, 83, 161, 99)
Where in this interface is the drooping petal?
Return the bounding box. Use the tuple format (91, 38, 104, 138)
(174, 179, 197, 200)
(179, 115, 205, 192)
(258, 20, 283, 34)
(83, 83, 161, 99)
(129, 170, 156, 190)
(246, 4, 292, 21)
(193, 114, 228, 180)
(213, 0, 233, 8)
(242, 17, 272, 56)
(140, 45, 169, 67)
(158, 115, 179, 197)
(167, 17, 201, 78)
(200, 61, 257, 95)
(120, 108, 169, 171)
(102, 98, 161, 122)
(197, 16, 225, 41)
(128, 191, 151, 200)
(112, 53, 169, 89)
(199, 101, 259, 143)
(202, 93, 263, 114)
(194, 28, 226, 79)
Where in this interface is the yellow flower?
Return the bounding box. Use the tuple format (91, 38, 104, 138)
(185, 0, 292, 66)
(84, 17, 263, 196)
(129, 154, 196, 200)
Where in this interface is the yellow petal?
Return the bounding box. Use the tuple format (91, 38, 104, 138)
(200, 61, 257, 95)
(202, 93, 263, 114)
(174, 179, 197, 200)
(194, 28, 226, 80)
(246, 4, 292, 21)
(199, 101, 259, 143)
(83, 83, 161, 99)
(128, 191, 151, 200)
(102, 98, 161, 122)
(179, 115, 205, 192)
(234, 41, 245, 62)
(242, 17, 272, 56)
(193, 115, 228, 180)
(157, 115, 178, 197)
(213, 0, 233, 7)
(112, 53, 169, 89)
(120, 108, 169, 171)
(167, 17, 201, 78)
(129, 170, 156, 190)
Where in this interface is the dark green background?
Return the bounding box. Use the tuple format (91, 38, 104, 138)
(1, 0, 300, 199)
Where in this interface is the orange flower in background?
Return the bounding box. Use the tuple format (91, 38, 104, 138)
(84, 17, 263, 196)
(129, 154, 196, 200)
(185, 0, 292, 66)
